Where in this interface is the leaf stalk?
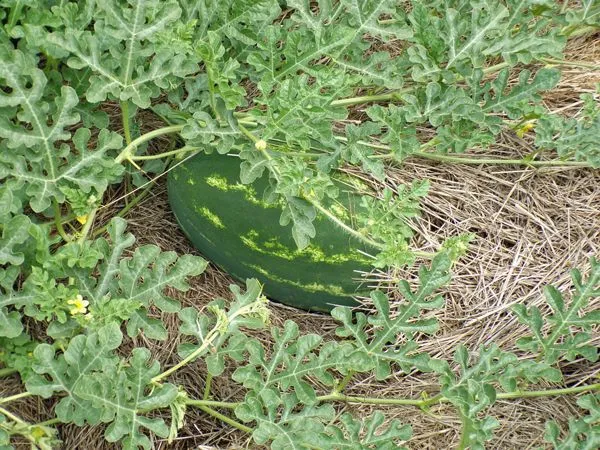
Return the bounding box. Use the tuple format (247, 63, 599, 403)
(52, 200, 71, 242)
(120, 101, 133, 145)
(0, 368, 17, 378)
(114, 125, 185, 163)
(195, 405, 253, 434)
(0, 392, 32, 405)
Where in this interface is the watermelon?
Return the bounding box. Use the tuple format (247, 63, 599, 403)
(167, 152, 374, 312)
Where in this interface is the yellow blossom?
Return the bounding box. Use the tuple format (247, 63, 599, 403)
(67, 294, 89, 315)
(516, 122, 535, 138)
(76, 215, 88, 225)
(30, 427, 47, 439)
(255, 139, 267, 151)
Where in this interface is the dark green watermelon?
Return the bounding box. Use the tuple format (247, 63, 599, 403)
(167, 152, 374, 311)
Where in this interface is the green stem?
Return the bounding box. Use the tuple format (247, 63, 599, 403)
(35, 418, 61, 427)
(333, 134, 590, 168)
(0, 392, 32, 405)
(115, 124, 185, 163)
(237, 123, 261, 144)
(317, 383, 600, 408)
(182, 382, 600, 427)
(318, 392, 426, 406)
(185, 399, 239, 409)
(196, 405, 252, 434)
(52, 200, 71, 242)
(0, 407, 27, 426)
(497, 383, 600, 400)
(334, 371, 356, 394)
(6, 1, 23, 30)
(330, 90, 407, 108)
(542, 57, 600, 70)
(120, 101, 132, 145)
(410, 151, 590, 167)
(203, 373, 213, 400)
(310, 200, 383, 249)
(151, 326, 221, 384)
(456, 412, 471, 450)
(76, 208, 96, 244)
(326, 61, 509, 108)
(237, 125, 590, 169)
(129, 145, 200, 161)
(92, 181, 155, 238)
(419, 393, 444, 408)
(564, 24, 599, 38)
(0, 368, 17, 378)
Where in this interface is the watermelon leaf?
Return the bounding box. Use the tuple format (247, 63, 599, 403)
(513, 257, 600, 364)
(332, 253, 452, 379)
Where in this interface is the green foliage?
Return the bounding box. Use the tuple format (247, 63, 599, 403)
(0, 333, 38, 379)
(0, 47, 124, 214)
(358, 182, 430, 267)
(26, 323, 124, 425)
(26, 323, 178, 449)
(75, 348, 178, 449)
(513, 257, 600, 364)
(535, 93, 600, 167)
(323, 412, 412, 450)
(545, 393, 600, 450)
(177, 279, 268, 376)
(430, 345, 561, 450)
(0, 1, 598, 449)
(234, 321, 361, 404)
(333, 254, 451, 379)
(46, 0, 198, 108)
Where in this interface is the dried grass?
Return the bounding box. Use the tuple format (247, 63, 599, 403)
(2, 29, 599, 450)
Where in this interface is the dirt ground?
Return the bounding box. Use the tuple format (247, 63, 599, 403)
(2, 29, 599, 450)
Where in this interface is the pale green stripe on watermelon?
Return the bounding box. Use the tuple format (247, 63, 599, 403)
(194, 206, 225, 229)
(246, 264, 355, 297)
(240, 229, 371, 265)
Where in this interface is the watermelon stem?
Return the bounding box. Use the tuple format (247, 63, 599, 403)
(0, 392, 33, 405)
(333, 370, 356, 394)
(236, 116, 593, 169)
(311, 199, 384, 249)
(129, 145, 201, 161)
(151, 324, 222, 384)
(120, 101, 132, 145)
(76, 208, 96, 244)
(317, 382, 600, 407)
(52, 200, 71, 242)
(185, 398, 239, 409)
(203, 373, 213, 400)
(194, 405, 253, 434)
(115, 124, 185, 163)
(0, 368, 17, 378)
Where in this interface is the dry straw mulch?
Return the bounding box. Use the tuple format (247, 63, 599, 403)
(2, 31, 599, 450)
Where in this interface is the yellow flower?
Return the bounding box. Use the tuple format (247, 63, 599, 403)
(67, 294, 89, 315)
(516, 122, 535, 138)
(30, 427, 47, 440)
(255, 139, 267, 151)
(76, 215, 88, 225)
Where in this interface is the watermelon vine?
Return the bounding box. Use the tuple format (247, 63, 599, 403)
(1, 1, 599, 449)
